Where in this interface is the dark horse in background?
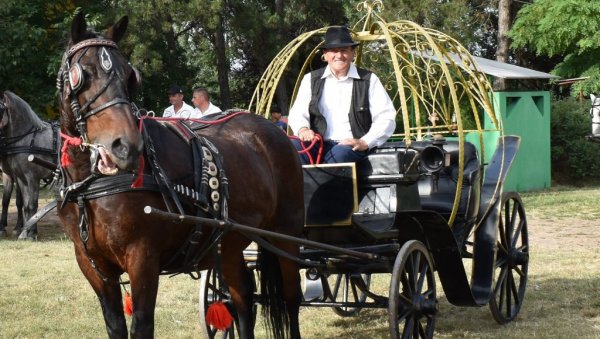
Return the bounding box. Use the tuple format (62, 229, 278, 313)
(56, 12, 304, 338)
(0, 91, 58, 238)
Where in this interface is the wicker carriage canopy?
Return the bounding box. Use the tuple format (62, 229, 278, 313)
(249, 0, 505, 226)
(249, 0, 502, 144)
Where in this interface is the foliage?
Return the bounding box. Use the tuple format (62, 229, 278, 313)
(550, 96, 600, 183)
(510, 0, 600, 96)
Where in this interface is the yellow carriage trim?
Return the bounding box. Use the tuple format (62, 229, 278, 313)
(249, 0, 503, 227)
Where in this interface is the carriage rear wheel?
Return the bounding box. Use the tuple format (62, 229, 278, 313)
(489, 192, 529, 324)
(389, 240, 438, 339)
(332, 273, 372, 317)
(198, 268, 256, 339)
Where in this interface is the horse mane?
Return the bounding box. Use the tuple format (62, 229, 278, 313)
(3, 91, 46, 129)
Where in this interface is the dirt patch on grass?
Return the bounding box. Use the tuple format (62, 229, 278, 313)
(527, 216, 600, 250)
(2, 197, 598, 251)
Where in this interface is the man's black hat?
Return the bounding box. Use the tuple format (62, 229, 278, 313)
(167, 85, 183, 95)
(321, 26, 359, 50)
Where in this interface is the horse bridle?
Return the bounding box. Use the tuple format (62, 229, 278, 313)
(57, 38, 132, 142)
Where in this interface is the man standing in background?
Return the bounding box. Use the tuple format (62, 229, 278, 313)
(163, 85, 195, 119)
(191, 87, 221, 118)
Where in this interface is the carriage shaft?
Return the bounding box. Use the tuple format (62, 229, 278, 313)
(144, 206, 378, 260)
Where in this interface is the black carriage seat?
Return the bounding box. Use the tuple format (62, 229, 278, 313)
(417, 140, 482, 225)
(355, 147, 420, 177)
(352, 147, 422, 240)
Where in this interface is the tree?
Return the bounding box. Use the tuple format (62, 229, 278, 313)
(494, 0, 511, 91)
(509, 0, 600, 96)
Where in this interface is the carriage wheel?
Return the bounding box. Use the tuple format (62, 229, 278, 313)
(199, 269, 237, 339)
(489, 192, 529, 324)
(199, 269, 236, 338)
(389, 240, 437, 339)
(331, 273, 372, 317)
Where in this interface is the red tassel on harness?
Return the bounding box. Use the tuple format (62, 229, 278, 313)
(130, 155, 145, 188)
(123, 292, 133, 316)
(60, 132, 83, 167)
(205, 301, 233, 330)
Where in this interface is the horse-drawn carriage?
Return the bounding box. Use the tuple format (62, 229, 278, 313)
(49, 3, 528, 338)
(194, 134, 527, 338)
(186, 2, 529, 337)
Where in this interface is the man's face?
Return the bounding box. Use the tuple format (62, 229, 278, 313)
(192, 93, 202, 108)
(323, 46, 354, 76)
(169, 93, 183, 106)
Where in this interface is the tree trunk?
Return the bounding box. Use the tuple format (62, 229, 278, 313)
(494, 0, 511, 91)
(214, 14, 231, 109)
(274, 0, 289, 115)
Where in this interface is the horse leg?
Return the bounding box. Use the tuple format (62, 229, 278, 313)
(17, 176, 39, 239)
(15, 184, 24, 230)
(221, 246, 256, 339)
(127, 252, 160, 338)
(1, 173, 13, 236)
(73, 248, 128, 338)
(272, 240, 302, 339)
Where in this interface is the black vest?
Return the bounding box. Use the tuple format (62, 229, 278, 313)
(308, 67, 372, 139)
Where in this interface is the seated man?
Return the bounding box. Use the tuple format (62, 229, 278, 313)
(288, 26, 396, 164)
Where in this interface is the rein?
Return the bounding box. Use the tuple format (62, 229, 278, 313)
(289, 134, 324, 164)
(148, 111, 250, 126)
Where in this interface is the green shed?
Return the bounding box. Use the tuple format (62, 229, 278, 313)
(414, 53, 558, 192)
(467, 57, 559, 192)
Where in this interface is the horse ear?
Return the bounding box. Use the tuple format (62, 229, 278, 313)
(128, 64, 142, 96)
(106, 16, 129, 43)
(71, 11, 88, 43)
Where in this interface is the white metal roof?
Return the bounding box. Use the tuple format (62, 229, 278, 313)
(470, 56, 560, 79)
(414, 50, 560, 79)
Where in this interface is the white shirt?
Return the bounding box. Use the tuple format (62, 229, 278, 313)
(190, 102, 222, 118)
(163, 102, 195, 119)
(288, 64, 396, 149)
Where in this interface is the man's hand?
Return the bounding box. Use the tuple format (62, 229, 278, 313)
(340, 138, 368, 151)
(298, 128, 316, 142)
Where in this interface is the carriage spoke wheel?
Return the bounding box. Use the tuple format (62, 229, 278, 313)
(389, 240, 437, 339)
(332, 273, 372, 317)
(199, 269, 237, 339)
(489, 192, 529, 324)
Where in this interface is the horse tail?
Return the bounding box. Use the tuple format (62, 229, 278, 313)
(258, 247, 289, 339)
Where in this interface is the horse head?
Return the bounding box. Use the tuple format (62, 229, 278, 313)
(58, 12, 142, 174)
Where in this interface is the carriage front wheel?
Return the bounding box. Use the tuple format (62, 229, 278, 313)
(388, 240, 438, 339)
(489, 191, 529, 324)
(199, 269, 238, 339)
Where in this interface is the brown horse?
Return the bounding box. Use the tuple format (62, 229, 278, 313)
(56, 12, 303, 338)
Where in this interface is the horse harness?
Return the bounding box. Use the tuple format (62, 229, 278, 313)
(0, 122, 59, 158)
(55, 37, 240, 283)
(58, 113, 234, 283)
(0, 97, 59, 158)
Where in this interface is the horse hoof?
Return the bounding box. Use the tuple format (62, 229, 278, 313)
(17, 230, 37, 241)
(12, 228, 22, 236)
(0, 230, 7, 238)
